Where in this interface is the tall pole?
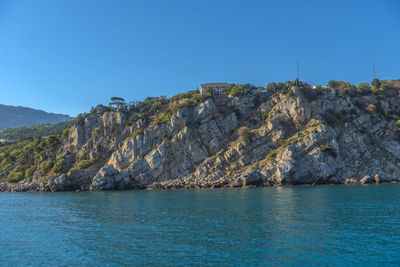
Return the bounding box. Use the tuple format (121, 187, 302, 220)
(297, 60, 299, 80)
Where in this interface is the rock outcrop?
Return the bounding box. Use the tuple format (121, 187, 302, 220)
(91, 165, 134, 190)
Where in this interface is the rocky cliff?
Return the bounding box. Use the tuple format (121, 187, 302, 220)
(2, 82, 400, 192)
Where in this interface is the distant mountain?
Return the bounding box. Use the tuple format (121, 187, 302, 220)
(0, 104, 74, 131)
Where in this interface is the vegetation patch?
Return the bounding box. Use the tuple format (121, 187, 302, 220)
(276, 119, 323, 151)
(132, 128, 144, 138)
(238, 126, 253, 142)
(40, 160, 54, 176)
(93, 126, 103, 137)
(76, 159, 97, 169)
(155, 109, 173, 125)
(0, 121, 73, 142)
(266, 149, 278, 162)
(0, 135, 62, 183)
(229, 85, 245, 97)
(279, 137, 296, 149)
(52, 155, 67, 174)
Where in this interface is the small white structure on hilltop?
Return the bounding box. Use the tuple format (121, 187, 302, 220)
(199, 83, 232, 94)
(0, 138, 14, 144)
(312, 85, 329, 89)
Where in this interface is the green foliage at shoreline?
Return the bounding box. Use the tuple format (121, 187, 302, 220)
(0, 135, 62, 183)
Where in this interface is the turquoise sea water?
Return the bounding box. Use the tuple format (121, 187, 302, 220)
(0, 184, 399, 266)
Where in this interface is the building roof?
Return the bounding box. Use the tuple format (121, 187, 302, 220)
(200, 82, 231, 87)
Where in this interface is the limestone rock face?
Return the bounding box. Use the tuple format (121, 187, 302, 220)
(47, 169, 93, 192)
(3, 85, 400, 192)
(91, 165, 132, 190)
(360, 175, 372, 184)
(239, 171, 265, 186)
(192, 99, 217, 122)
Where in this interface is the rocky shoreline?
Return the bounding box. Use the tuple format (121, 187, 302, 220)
(1, 167, 399, 192)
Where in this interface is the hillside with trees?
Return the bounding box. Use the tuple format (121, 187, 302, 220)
(0, 121, 74, 142)
(0, 104, 74, 132)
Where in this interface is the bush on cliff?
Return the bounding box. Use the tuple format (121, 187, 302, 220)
(52, 155, 67, 174)
(76, 159, 97, 169)
(356, 82, 372, 92)
(155, 109, 173, 125)
(238, 127, 253, 141)
(266, 150, 278, 162)
(229, 85, 245, 97)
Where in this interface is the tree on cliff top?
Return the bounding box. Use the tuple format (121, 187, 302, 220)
(109, 97, 127, 111)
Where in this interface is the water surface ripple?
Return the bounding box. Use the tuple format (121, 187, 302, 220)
(1, 184, 399, 265)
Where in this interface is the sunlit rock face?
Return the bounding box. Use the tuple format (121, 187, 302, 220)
(2, 85, 400, 192)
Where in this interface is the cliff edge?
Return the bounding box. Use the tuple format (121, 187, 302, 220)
(1, 81, 400, 191)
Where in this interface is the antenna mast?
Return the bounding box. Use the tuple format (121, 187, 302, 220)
(297, 60, 299, 80)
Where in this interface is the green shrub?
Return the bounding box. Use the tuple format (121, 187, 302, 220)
(40, 160, 54, 175)
(356, 82, 371, 91)
(320, 145, 332, 151)
(62, 127, 71, 138)
(7, 171, 24, 183)
(155, 109, 173, 125)
(25, 166, 36, 177)
(279, 137, 296, 149)
(170, 90, 197, 102)
(266, 150, 278, 162)
(229, 85, 245, 97)
(123, 136, 132, 143)
(132, 128, 144, 138)
(176, 98, 197, 110)
(52, 155, 66, 173)
(127, 113, 139, 125)
(238, 127, 253, 141)
(93, 126, 102, 136)
(395, 119, 400, 127)
(371, 78, 381, 90)
(328, 80, 355, 91)
(76, 159, 97, 169)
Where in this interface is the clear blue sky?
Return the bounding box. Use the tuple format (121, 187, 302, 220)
(0, 0, 399, 116)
